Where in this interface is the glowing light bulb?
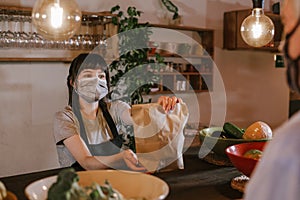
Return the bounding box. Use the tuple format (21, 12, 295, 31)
(32, 0, 82, 40)
(240, 0, 274, 47)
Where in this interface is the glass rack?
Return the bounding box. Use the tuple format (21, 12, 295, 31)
(0, 6, 118, 50)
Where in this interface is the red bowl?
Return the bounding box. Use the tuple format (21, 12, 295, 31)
(225, 141, 267, 177)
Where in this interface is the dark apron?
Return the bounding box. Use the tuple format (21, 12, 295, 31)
(82, 130, 123, 156)
(71, 100, 123, 171)
(71, 131, 123, 171)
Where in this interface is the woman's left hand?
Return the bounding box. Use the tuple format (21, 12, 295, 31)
(157, 96, 182, 112)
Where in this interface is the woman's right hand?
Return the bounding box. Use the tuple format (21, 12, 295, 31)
(157, 96, 182, 112)
(122, 149, 146, 171)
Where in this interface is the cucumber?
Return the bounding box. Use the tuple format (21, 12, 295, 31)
(223, 122, 244, 139)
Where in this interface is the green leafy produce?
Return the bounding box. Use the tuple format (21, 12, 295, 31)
(47, 168, 124, 200)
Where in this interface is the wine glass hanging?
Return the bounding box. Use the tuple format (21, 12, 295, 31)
(0, 7, 117, 50)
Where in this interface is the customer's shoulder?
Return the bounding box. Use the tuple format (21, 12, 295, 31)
(276, 112, 300, 137)
(269, 112, 300, 154)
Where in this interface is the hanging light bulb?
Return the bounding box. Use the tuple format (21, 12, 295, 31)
(32, 0, 82, 40)
(240, 0, 274, 47)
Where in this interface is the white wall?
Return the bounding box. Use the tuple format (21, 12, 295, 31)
(0, 62, 69, 177)
(0, 0, 288, 177)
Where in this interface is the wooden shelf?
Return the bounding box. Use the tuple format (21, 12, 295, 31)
(156, 72, 212, 75)
(0, 6, 117, 62)
(0, 57, 73, 63)
(150, 89, 209, 94)
(0, 5, 116, 17)
(149, 24, 214, 32)
(147, 24, 214, 94)
(0, 49, 92, 62)
(148, 53, 211, 59)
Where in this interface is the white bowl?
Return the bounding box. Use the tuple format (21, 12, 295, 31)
(25, 169, 169, 200)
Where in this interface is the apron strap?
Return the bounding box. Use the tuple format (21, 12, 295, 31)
(98, 100, 119, 138)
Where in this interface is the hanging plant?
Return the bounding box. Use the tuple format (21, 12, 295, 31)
(161, 0, 179, 20)
(109, 5, 164, 105)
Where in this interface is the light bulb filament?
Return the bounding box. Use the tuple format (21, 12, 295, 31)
(51, 3, 63, 28)
(251, 22, 262, 39)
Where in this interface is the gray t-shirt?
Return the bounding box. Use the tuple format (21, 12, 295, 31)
(53, 100, 132, 167)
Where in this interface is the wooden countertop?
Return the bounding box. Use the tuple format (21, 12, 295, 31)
(0, 146, 243, 200)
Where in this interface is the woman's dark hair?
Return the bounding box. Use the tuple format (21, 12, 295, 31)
(67, 53, 109, 106)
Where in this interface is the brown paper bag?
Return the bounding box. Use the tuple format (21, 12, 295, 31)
(131, 102, 189, 172)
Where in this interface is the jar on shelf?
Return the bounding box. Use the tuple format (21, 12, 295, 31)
(176, 80, 186, 91)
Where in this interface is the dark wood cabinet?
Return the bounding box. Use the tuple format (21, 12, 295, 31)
(223, 9, 283, 52)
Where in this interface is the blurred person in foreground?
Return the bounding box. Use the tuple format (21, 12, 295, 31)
(53, 53, 181, 171)
(244, 0, 300, 199)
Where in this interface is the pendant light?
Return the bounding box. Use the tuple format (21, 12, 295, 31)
(32, 0, 82, 41)
(240, 0, 274, 47)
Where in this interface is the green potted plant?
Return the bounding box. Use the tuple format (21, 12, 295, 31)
(108, 5, 165, 151)
(109, 5, 163, 105)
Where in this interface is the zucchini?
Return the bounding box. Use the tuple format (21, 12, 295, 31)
(223, 122, 244, 139)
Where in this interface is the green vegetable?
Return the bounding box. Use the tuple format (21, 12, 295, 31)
(47, 168, 125, 200)
(223, 122, 244, 139)
(48, 168, 87, 200)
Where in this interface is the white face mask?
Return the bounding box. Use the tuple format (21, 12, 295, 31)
(75, 77, 108, 103)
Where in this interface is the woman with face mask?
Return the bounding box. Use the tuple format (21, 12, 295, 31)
(53, 53, 180, 171)
(244, 0, 300, 199)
